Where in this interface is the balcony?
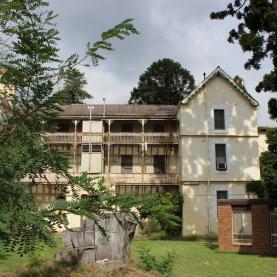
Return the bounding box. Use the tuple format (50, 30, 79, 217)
(109, 173, 179, 184)
(22, 172, 179, 185)
(44, 132, 178, 144)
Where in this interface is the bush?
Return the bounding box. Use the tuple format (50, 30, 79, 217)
(139, 192, 183, 238)
(137, 246, 176, 276)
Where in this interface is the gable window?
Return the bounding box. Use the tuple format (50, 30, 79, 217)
(215, 144, 227, 171)
(154, 155, 166, 174)
(233, 211, 252, 245)
(121, 123, 133, 132)
(121, 155, 133, 173)
(214, 109, 225, 130)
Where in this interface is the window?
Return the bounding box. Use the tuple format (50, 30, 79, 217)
(270, 212, 277, 247)
(233, 211, 252, 245)
(57, 122, 70, 132)
(215, 144, 227, 171)
(154, 155, 166, 174)
(121, 123, 133, 132)
(214, 109, 225, 130)
(82, 144, 101, 153)
(153, 123, 165, 132)
(121, 155, 133, 173)
(217, 190, 228, 200)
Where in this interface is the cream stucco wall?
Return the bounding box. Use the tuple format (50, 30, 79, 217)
(178, 76, 258, 136)
(181, 182, 249, 236)
(179, 137, 260, 182)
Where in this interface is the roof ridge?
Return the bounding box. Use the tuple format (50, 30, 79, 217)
(181, 66, 259, 107)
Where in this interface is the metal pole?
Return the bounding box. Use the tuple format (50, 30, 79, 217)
(72, 120, 79, 174)
(107, 119, 111, 185)
(103, 98, 106, 118)
(88, 106, 94, 172)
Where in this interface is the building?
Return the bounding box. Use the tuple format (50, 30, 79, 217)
(26, 66, 262, 235)
(178, 66, 260, 236)
(218, 199, 277, 255)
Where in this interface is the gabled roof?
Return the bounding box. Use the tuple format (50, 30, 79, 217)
(181, 66, 259, 107)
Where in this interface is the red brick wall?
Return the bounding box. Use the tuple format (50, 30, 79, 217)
(218, 202, 277, 255)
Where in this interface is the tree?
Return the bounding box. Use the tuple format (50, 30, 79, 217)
(210, 0, 277, 118)
(260, 128, 277, 198)
(233, 75, 248, 93)
(55, 68, 92, 104)
(128, 58, 195, 105)
(0, 0, 179, 255)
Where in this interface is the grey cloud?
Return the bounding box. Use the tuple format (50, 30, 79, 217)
(48, 0, 276, 127)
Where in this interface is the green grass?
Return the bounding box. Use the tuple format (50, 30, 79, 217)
(133, 240, 277, 277)
(0, 237, 63, 275)
(0, 238, 277, 277)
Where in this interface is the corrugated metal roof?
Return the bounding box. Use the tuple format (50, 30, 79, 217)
(57, 104, 178, 119)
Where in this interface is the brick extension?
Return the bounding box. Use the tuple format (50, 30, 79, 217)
(218, 199, 277, 255)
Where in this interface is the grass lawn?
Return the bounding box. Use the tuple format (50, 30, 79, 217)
(0, 238, 277, 276)
(132, 240, 277, 277)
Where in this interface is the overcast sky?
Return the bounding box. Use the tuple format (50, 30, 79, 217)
(49, 0, 276, 127)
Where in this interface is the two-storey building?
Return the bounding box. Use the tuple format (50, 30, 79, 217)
(25, 66, 261, 236)
(30, 105, 180, 208)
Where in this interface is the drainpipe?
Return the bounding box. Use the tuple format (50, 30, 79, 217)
(204, 73, 211, 237)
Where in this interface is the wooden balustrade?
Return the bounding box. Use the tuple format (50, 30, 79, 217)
(45, 132, 178, 144)
(109, 173, 179, 184)
(22, 172, 179, 185)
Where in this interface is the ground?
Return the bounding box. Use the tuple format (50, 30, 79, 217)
(0, 238, 277, 276)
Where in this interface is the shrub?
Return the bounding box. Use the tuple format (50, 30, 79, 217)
(137, 246, 176, 276)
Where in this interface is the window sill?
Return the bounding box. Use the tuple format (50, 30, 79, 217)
(232, 242, 253, 246)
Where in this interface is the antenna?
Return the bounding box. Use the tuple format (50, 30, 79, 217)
(103, 98, 106, 118)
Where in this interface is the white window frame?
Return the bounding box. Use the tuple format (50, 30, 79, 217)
(270, 212, 277, 247)
(211, 140, 230, 173)
(232, 211, 253, 246)
(211, 106, 228, 133)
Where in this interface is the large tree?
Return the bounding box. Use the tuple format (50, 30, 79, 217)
(55, 68, 92, 104)
(128, 58, 195, 105)
(0, 0, 179, 255)
(210, 0, 277, 118)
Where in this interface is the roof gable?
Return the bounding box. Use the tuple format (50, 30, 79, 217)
(181, 66, 259, 107)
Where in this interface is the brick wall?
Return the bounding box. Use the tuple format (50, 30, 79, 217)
(218, 199, 277, 255)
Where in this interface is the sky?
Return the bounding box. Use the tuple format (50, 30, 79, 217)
(49, 0, 276, 127)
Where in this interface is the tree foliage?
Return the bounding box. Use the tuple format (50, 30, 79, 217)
(247, 128, 277, 199)
(55, 68, 92, 104)
(0, 0, 180, 255)
(210, 0, 277, 118)
(129, 58, 195, 105)
(260, 128, 277, 199)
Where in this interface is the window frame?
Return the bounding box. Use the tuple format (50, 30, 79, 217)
(217, 190, 228, 200)
(153, 155, 166, 174)
(121, 155, 133, 174)
(270, 211, 277, 247)
(215, 143, 227, 171)
(232, 210, 253, 246)
(211, 107, 227, 133)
